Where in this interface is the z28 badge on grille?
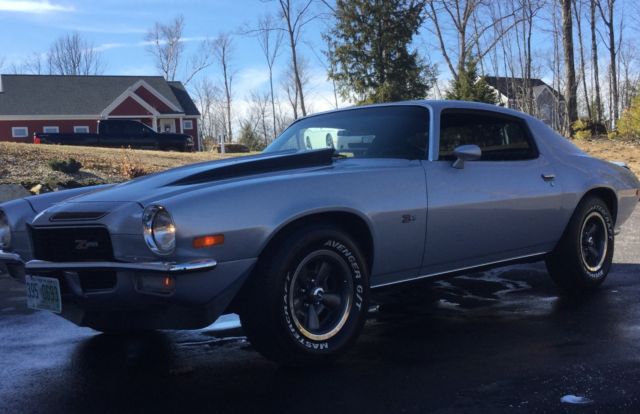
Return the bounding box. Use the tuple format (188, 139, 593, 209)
(74, 239, 99, 250)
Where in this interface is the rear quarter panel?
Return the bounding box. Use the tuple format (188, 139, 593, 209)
(528, 118, 640, 231)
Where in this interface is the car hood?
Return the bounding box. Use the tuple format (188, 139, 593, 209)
(61, 148, 335, 205)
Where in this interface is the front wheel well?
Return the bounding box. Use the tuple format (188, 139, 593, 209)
(259, 212, 374, 273)
(226, 211, 374, 315)
(581, 187, 618, 225)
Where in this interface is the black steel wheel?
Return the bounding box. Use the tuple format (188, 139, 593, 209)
(239, 224, 369, 366)
(579, 211, 609, 273)
(546, 195, 614, 293)
(288, 250, 354, 342)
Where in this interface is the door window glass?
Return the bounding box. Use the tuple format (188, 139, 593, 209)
(439, 110, 537, 161)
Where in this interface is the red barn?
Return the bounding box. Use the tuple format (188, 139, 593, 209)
(0, 74, 201, 149)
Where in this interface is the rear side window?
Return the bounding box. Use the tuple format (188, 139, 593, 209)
(439, 110, 537, 161)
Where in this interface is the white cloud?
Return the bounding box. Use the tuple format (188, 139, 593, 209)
(95, 37, 208, 52)
(234, 67, 271, 97)
(113, 64, 158, 76)
(0, 0, 73, 13)
(57, 24, 146, 34)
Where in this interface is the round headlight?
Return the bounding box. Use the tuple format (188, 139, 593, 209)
(143, 205, 175, 255)
(0, 210, 11, 250)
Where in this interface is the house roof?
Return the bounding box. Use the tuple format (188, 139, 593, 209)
(0, 74, 200, 116)
(483, 76, 564, 101)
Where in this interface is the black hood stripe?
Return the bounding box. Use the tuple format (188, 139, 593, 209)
(168, 148, 335, 186)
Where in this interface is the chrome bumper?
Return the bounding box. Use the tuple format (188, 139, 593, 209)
(0, 249, 217, 274)
(0, 250, 24, 264)
(25, 259, 217, 274)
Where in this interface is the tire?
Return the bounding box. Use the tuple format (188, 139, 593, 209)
(239, 225, 369, 366)
(546, 195, 614, 293)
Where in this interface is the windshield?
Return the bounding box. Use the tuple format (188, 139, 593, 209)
(264, 106, 430, 160)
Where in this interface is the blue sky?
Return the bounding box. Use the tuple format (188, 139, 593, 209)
(0, 0, 340, 112)
(1, 0, 636, 117)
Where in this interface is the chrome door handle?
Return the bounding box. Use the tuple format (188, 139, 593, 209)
(541, 173, 556, 181)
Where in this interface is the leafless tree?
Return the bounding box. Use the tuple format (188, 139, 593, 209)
(256, 14, 284, 140)
(281, 62, 299, 119)
(590, 0, 603, 123)
(145, 15, 212, 85)
(146, 15, 185, 81)
(505, 0, 545, 114)
(597, 0, 619, 126)
(281, 55, 312, 120)
(543, 0, 567, 133)
(424, 0, 522, 81)
(247, 89, 273, 145)
(618, 39, 639, 110)
(561, 0, 578, 128)
(275, 0, 315, 118)
(192, 77, 227, 149)
(212, 33, 235, 142)
(46, 33, 104, 75)
(183, 41, 214, 86)
(573, 0, 591, 120)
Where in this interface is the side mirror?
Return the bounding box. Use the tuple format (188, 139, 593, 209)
(452, 144, 481, 169)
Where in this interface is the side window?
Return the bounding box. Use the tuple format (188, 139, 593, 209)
(439, 110, 537, 161)
(266, 106, 429, 160)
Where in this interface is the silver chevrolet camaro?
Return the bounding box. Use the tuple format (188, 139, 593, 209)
(1, 101, 639, 365)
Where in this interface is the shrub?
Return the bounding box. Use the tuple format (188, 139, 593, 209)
(119, 147, 148, 179)
(572, 119, 592, 140)
(48, 158, 82, 174)
(617, 95, 640, 140)
(571, 118, 609, 139)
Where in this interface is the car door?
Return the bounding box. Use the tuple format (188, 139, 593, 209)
(420, 109, 565, 276)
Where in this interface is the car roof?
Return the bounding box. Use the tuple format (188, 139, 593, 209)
(297, 100, 534, 122)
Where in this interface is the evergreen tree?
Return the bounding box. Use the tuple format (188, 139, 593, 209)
(238, 121, 265, 151)
(326, 0, 436, 104)
(445, 58, 498, 104)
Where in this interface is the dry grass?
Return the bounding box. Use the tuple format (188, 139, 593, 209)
(0, 139, 638, 188)
(0, 142, 250, 186)
(574, 138, 640, 177)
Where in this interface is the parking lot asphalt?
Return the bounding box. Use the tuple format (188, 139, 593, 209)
(0, 206, 638, 414)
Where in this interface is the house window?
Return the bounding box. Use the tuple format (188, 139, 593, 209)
(74, 126, 90, 133)
(182, 119, 194, 130)
(43, 126, 59, 133)
(11, 127, 28, 138)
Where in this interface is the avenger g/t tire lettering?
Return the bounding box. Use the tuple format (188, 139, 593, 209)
(239, 225, 369, 366)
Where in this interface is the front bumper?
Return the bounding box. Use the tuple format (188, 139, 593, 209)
(0, 249, 256, 330)
(0, 249, 218, 279)
(25, 258, 217, 273)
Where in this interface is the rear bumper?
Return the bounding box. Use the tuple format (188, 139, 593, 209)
(0, 250, 256, 330)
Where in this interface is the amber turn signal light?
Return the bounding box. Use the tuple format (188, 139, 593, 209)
(193, 234, 224, 248)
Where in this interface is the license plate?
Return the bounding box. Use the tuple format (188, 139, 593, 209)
(26, 275, 62, 313)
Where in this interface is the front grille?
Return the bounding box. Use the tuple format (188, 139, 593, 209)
(30, 226, 114, 262)
(79, 271, 117, 291)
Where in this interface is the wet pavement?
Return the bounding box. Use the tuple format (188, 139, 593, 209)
(0, 207, 638, 413)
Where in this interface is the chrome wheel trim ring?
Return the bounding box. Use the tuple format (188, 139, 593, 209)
(579, 211, 609, 273)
